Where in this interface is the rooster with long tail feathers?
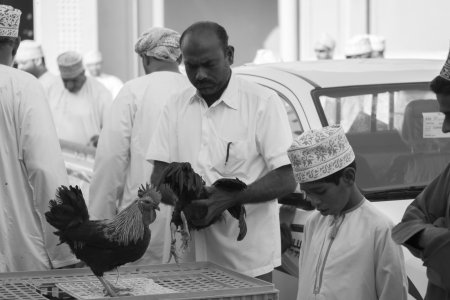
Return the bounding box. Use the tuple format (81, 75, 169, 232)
(45, 184, 160, 297)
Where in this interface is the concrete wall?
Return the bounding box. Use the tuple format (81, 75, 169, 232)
(164, 0, 278, 67)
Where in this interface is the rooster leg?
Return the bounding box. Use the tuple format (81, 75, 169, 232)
(180, 211, 191, 251)
(168, 222, 180, 265)
(97, 276, 131, 297)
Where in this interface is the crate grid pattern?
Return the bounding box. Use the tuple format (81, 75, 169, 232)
(0, 282, 48, 300)
(0, 263, 278, 300)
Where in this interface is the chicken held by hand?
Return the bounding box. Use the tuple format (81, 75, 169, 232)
(157, 162, 247, 263)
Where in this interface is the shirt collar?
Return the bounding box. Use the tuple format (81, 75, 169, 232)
(189, 72, 238, 110)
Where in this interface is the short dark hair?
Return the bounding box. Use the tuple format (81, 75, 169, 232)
(180, 21, 229, 51)
(313, 160, 357, 185)
(430, 75, 450, 95)
(0, 36, 18, 48)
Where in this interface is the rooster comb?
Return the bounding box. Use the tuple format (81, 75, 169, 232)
(138, 183, 161, 203)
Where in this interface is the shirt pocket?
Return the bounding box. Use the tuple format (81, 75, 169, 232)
(210, 136, 251, 177)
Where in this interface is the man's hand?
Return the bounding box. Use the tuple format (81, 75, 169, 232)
(185, 187, 241, 227)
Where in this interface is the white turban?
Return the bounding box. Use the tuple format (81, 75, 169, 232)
(368, 35, 386, 52)
(345, 35, 372, 56)
(314, 33, 336, 51)
(84, 50, 102, 65)
(57, 51, 84, 79)
(134, 27, 181, 62)
(16, 40, 44, 61)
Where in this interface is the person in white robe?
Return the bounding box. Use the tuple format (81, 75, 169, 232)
(47, 51, 113, 146)
(0, 4, 76, 272)
(287, 125, 408, 300)
(89, 27, 190, 265)
(15, 39, 60, 96)
(84, 50, 124, 98)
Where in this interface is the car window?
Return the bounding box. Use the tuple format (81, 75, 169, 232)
(268, 89, 304, 138)
(316, 85, 450, 197)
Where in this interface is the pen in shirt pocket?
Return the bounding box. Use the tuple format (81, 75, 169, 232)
(225, 142, 232, 166)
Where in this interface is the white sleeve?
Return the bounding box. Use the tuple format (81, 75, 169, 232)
(89, 85, 133, 220)
(256, 93, 293, 170)
(375, 225, 408, 300)
(20, 78, 77, 268)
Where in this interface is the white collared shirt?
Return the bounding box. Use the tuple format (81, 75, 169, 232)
(147, 73, 293, 276)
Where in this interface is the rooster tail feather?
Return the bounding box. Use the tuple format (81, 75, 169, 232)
(45, 185, 89, 231)
(237, 206, 247, 241)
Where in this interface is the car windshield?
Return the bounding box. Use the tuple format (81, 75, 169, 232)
(314, 83, 450, 197)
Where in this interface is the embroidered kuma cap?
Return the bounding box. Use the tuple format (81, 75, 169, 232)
(16, 40, 44, 61)
(57, 51, 84, 79)
(0, 5, 21, 38)
(287, 125, 355, 184)
(439, 43, 450, 81)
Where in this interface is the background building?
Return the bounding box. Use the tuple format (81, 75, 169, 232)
(29, 0, 450, 82)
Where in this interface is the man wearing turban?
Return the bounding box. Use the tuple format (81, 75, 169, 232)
(89, 27, 190, 265)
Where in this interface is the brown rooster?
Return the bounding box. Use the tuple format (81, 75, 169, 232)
(157, 162, 247, 263)
(45, 184, 160, 297)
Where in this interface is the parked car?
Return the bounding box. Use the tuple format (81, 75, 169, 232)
(235, 58, 446, 300)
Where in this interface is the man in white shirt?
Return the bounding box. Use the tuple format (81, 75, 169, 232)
(147, 21, 296, 281)
(84, 50, 124, 98)
(89, 27, 190, 265)
(288, 125, 407, 300)
(15, 39, 60, 95)
(0, 4, 76, 271)
(47, 51, 113, 146)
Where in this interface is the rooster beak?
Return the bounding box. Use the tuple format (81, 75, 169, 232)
(155, 205, 160, 211)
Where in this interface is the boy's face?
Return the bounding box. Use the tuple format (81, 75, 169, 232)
(301, 170, 353, 216)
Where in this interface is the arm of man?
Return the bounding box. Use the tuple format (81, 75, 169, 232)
(375, 226, 408, 300)
(190, 164, 296, 227)
(190, 91, 296, 227)
(89, 85, 133, 219)
(20, 78, 77, 268)
(392, 163, 450, 257)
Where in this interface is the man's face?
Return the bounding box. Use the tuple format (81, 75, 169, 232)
(16, 58, 38, 76)
(86, 62, 101, 77)
(181, 31, 233, 100)
(62, 72, 86, 93)
(301, 177, 351, 216)
(314, 48, 332, 60)
(437, 93, 450, 133)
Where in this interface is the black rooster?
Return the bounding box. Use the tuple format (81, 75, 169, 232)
(157, 162, 247, 263)
(45, 184, 160, 297)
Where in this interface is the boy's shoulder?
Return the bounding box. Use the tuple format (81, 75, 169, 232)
(359, 200, 395, 231)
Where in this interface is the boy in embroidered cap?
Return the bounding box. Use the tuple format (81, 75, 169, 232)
(393, 45, 450, 299)
(288, 125, 407, 300)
